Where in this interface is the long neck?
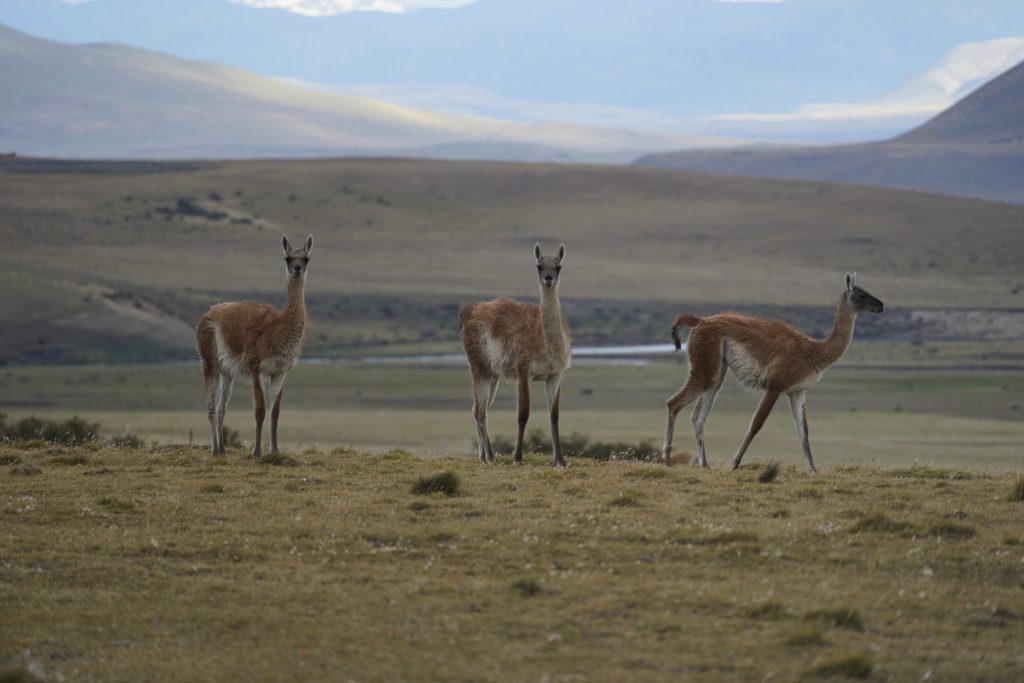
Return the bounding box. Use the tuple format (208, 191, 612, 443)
(539, 283, 566, 347)
(283, 274, 307, 327)
(812, 296, 856, 370)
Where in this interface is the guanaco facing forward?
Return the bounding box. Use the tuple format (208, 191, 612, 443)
(197, 234, 313, 458)
(459, 244, 571, 467)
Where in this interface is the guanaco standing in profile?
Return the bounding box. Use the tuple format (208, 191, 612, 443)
(459, 243, 571, 467)
(196, 234, 313, 458)
(662, 273, 884, 472)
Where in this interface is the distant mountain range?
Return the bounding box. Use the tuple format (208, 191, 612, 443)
(636, 61, 1024, 204)
(0, 24, 720, 161)
(4, 0, 1024, 143)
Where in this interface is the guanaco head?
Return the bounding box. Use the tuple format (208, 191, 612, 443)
(282, 234, 313, 278)
(535, 243, 565, 290)
(844, 272, 884, 314)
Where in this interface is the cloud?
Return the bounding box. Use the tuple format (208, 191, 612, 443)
(229, 0, 476, 15)
(706, 37, 1024, 124)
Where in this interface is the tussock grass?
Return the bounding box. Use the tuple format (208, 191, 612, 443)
(108, 434, 146, 449)
(2, 445, 1023, 681)
(0, 454, 22, 466)
(259, 453, 299, 467)
(784, 628, 829, 647)
(758, 461, 780, 483)
(410, 470, 460, 496)
(624, 467, 671, 480)
(804, 608, 866, 632)
(848, 512, 915, 535)
(510, 578, 543, 597)
(677, 530, 760, 546)
(807, 652, 873, 679)
(200, 483, 225, 494)
(746, 602, 787, 620)
(893, 465, 973, 480)
(1009, 473, 1024, 502)
(96, 496, 135, 512)
(609, 491, 640, 507)
(50, 454, 89, 466)
(926, 520, 976, 539)
(0, 669, 45, 683)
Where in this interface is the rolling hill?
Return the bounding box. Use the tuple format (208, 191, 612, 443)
(1, 156, 1022, 364)
(636, 61, 1024, 204)
(0, 24, 719, 161)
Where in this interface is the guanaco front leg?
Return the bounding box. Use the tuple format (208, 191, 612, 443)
(546, 373, 566, 468)
(731, 390, 781, 470)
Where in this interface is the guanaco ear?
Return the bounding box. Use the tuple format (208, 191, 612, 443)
(556, 243, 565, 263)
(282, 234, 291, 253)
(846, 272, 856, 291)
(534, 243, 543, 263)
(304, 234, 313, 255)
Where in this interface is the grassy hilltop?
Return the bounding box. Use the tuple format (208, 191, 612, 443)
(2, 443, 1023, 681)
(2, 156, 1023, 363)
(1, 157, 1022, 681)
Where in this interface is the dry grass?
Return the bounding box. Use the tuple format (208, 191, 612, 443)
(2, 444, 1023, 681)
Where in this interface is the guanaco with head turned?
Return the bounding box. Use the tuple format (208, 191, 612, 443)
(459, 243, 571, 467)
(662, 273, 884, 472)
(196, 234, 313, 459)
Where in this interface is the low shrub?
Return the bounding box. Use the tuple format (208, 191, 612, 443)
(109, 434, 146, 449)
(481, 429, 658, 461)
(260, 453, 299, 467)
(1, 415, 100, 445)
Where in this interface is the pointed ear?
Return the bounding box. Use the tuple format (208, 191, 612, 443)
(557, 243, 565, 263)
(846, 272, 856, 291)
(304, 234, 313, 255)
(282, 234, 291, 253)
(534, 243, 542, 263)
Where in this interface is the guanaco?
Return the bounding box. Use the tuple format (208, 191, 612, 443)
(196, 234, 313, 458)
(459, 244, 571, 467)
(662, 273, 883, 472)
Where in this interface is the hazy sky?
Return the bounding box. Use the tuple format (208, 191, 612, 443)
(6, 0, 1024, 142)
